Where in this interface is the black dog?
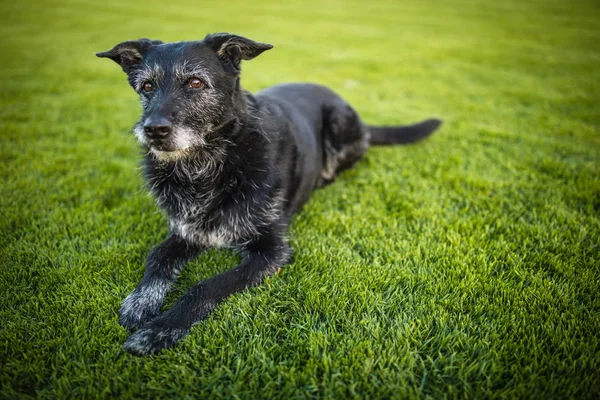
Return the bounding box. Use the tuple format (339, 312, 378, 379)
(97, 33, 441, 355)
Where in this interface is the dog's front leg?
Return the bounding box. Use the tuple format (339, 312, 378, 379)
(119, 234, 204, 331)
(122, 239, 290, 355)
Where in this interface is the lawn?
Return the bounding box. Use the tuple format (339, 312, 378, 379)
(1, 0, 599, 398)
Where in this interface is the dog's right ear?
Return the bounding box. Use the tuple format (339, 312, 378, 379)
(96, 39, 163, 74)
(203, 33, 273, 73)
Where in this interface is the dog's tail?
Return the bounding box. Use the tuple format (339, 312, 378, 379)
(368, 118, 442, 145)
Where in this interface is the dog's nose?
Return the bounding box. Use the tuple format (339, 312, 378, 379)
(144, 117, 172, 139)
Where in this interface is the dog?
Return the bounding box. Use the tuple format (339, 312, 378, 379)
(97, 33, 441, 355)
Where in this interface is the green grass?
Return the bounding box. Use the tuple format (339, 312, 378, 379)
(1, 0, 599, 398)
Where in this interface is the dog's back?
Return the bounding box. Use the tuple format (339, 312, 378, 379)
(256, 82, 440, 192)
(256, 83, 363, 211)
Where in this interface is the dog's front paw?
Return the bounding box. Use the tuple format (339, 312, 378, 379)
(118, 287, 163, 331)
(123, 322, 188, 356)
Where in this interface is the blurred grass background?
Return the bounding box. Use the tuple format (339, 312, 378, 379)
(1, 0, 599, 398)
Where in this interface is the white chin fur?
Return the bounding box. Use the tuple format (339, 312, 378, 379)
(150, 148, 191, 162)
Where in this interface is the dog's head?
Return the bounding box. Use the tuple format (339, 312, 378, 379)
(97, 33, 272, 160)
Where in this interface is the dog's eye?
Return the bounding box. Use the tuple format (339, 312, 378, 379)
(189, 78, 204, 89)
(142, 82, 153, 93)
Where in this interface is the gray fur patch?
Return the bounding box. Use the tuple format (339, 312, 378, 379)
(119, 281, 171, 329)
(172, 60, 214, 88)
(134, 123, 208, 158)
(167, 188, 285, 248)
(321, 136, 369, 181)
(132, 63, 164, 92)
(133, 124, 148, 146)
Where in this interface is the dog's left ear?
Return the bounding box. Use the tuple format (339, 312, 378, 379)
(204, 33, 273, 72)
(96, 39, 163, 74)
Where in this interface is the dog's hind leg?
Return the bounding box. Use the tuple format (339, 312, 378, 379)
(118, 235, 204, 331)
(122, 232, 290, 355)
(318, 103, 370, 187)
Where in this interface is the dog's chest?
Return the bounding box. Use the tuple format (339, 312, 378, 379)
(154, 178, 279, 249)
(146, 153, 282, 248)
(166, 187, 283, 248)
(161, 190, 255, 248)
(169, 217, 237, 248)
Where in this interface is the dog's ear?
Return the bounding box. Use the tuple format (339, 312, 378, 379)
(96, 39, 163, 74)
(204, 33, 273, 72)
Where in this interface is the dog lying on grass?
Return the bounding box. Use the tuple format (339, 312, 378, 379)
(97, 33, 441, 355)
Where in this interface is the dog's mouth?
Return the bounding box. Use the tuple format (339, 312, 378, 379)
(148, 139, 178, 152)
(149, 146, 192, 161)
(146, 136, 194, 161)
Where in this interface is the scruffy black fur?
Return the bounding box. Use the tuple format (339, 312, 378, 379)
(96, 33, 442, 356)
